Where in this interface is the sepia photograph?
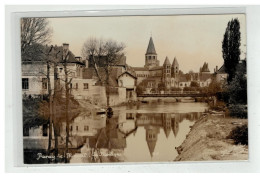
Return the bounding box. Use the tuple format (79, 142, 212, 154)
(21, 13, 248, 164)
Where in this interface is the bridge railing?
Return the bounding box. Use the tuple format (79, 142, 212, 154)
(138, 91, 206, 97)
(147, 91, 200, 95)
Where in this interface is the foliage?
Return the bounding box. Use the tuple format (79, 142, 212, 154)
(136, 81, 146, 95)
(222, 18, 241, 83)
(228, 124, 248, 145)
(227, 62, 247, 104)
(190, 81, 199, 87)
(23, 95, 80, 129)
(157, 82, 165, 91)
(228, 104, 247, 119)
(23, 98, 48, 129)
(207, 79, 222, 95)
(183, 87, 197, 91)
(170, 87, 182, 91)
(208, 100, 226, 111)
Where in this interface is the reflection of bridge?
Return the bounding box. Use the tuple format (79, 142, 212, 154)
(138, 92, 207, 97)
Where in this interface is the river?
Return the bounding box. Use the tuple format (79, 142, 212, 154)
(24, 102, 208, 163)
(68, 102, 209, 163)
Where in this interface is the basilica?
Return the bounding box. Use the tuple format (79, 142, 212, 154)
(133, 37, 213, 91)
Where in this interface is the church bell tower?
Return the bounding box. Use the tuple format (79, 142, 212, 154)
(145, 37, 159, 68)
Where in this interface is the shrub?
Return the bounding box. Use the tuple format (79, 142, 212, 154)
(209, 101, 226, 111)
(227, 62, 247, 104)
(227, 124, 248, 145)
(158, 82, 165, 91)
(190, 81, 199, 87)
(136, 85, 144, 95)
(171, 87, 182, 91)
(228, 104, 248, 118)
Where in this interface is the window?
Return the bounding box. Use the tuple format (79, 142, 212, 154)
(83, 83, 89, 89)
(70, 126, 73, 131)
(84, 126, 89, 131)
(76, 126, 79, 131)
(22, 78, 29, 90)
(75, 83, 78, 89)
(42, 78, 47, 90)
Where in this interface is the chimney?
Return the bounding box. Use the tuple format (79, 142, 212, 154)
(63, 43, 69, 50)
(216, 66, 218, 72)
(62, 43, 69, 60)
(75, 56, 82, 62)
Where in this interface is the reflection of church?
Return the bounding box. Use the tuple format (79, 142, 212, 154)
(70, 111, 201, 160)
(135, 112, 200, 157)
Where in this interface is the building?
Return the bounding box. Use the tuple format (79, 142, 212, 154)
(22, 43, 85, 98)
(132, 37, 213, 93)
(117, 71, 137, 102)
(214, 65, 228, 83)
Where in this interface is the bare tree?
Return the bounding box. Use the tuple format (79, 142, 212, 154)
(81, 37, 125, 107)
(21, 18, 52, 59)
(81, 37, 102, 82)
(102, 39, 125, 107)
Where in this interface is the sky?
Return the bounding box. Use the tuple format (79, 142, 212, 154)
(48, 14, 246, 73)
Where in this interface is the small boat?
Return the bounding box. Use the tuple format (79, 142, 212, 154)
(96, 108, 106, 115)
(141, 100, 148, 103)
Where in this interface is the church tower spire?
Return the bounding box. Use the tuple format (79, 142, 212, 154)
(145, 37, 159, 68)
(171, 57, 179, 78)
(163, 56, 171, 89)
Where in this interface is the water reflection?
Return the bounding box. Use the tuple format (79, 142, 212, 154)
(24, 102, 208, 163)
(69, 111, 202, 163)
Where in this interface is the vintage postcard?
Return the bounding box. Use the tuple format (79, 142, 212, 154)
(21, 13, 247, 164)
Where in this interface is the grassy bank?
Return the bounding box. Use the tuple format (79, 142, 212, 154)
(174, 113, 248, 161)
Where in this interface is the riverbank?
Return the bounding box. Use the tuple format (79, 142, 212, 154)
(174, 113, 248, 161)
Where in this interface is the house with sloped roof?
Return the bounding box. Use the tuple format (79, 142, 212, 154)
(214, 64, 228, 83)
(117, 71, 137, 102)
(71, 64, 138, 105)
(22, 43, 86, 98)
